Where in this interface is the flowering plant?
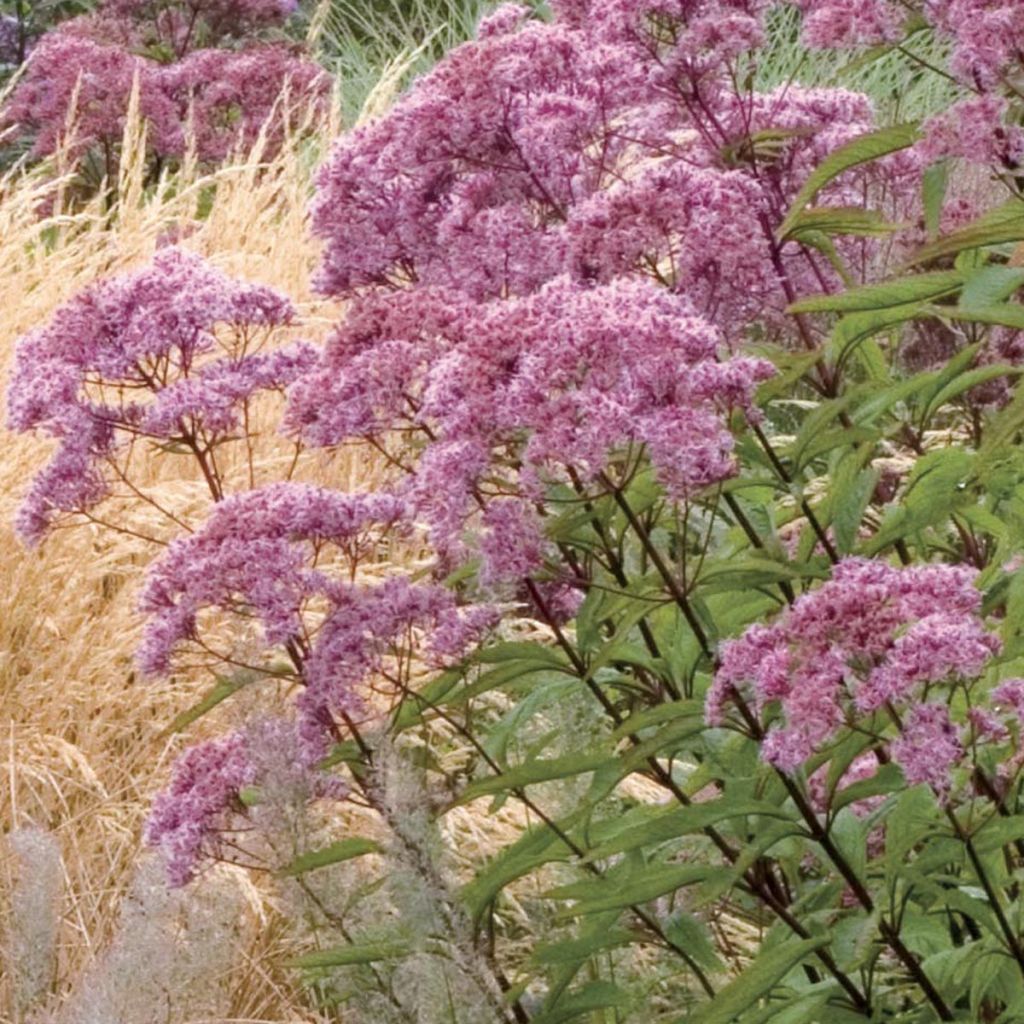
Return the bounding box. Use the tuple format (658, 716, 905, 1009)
(14, 0, 1024, 1021)
(0, 0, 327, 191)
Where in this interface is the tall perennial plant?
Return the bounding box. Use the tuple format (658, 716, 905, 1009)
(0, 0, 327, 189)
(15, 0, 1024, 1020)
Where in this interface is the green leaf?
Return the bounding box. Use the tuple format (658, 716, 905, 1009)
(459, 751, 613, 803)
(531, 981, 631, 1024)
(907, 199, 1024, 266)
(922, 160, 948, 240)
(850, 371, 941, 424)
(885, 786, 942, 877)
(828, 302, 928, 366)
(610, 698, 704, 740)
(391, 668, 462, 730)
(970, 814, 1024, 855)
(833, 762, 903, 812)
(476, 641, 570, 668)
(680, 936, 830, 1024)
(288, 940, 411, 969)
(463, 822, 576, 923)
(666, 911, 722, 972)
(944, 302, 1024, 331)
(975, 377, 1024, 475)
(163, 668, 261, 735)
(788, 271, 963, 314)
(551, 862, 711, 918)
(695, 556, 817, 594)
(959, 266, 1024, 308)
(278, 837, 382, 877)
(584, 800, 793, 861)
(831, 465, 879, 555)
(922, 363, 1021, 419)
(780, 123, 920, 238)
(531, 928, 636, 966)
(781, 206, 900, 242)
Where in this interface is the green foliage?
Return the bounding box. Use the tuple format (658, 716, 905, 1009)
(282, 150, 1024, 1024)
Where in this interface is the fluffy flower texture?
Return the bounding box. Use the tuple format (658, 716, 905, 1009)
(145, 733, 256, 886)
(796, 0, 906, 47)
(2, 15, 328, 165)
(7, 249, 299, 540)
(299, 576, 497, 751)
(919, 95, 1024, 170)
(0, 33, 172, 160)
(138, 483, 494, 747)
(140, 345, 317, 436)
(137, 483, 409, 675)
(802, 1, 1024, 92)
(146, 716, 344, 886)
(927, 1, 1024, 89)
(991, 678, 1024, 722)
(310, 2, 909, 328)
(706, 559, 998, 776)
(479, 499, 546, 587)
(890, 704, 964, 798)
(287, 277, 773, 560)
(104, 0, 297, 43)
(158, 46, 329, 163)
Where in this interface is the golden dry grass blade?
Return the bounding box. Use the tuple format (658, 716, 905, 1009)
(0, 93, 372, 1023)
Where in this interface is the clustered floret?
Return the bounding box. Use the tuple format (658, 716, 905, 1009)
(13, 0, 1024, 887)
(145, 714, 346, 887)
(1, 0, 327, 170)
(706, 559, 1011, 794)
(138, 483, 496, 756)
(297, 0, 934, 578)
(7, 248, 306, 540)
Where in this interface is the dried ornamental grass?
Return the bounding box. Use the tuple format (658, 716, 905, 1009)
(0, 94, 392, 1023)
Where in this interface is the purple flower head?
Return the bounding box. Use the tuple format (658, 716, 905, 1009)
(138, 479, 497, 750)
(891, 704, 964, 800)
(101, 0, 299, 46)
(706, 559, 1000, 782)
(137, 483, 409, 675)
(156, 46, 330, 163)
(289, 276, 773, 572)
(146, 716, 348, 886)
(796, 0, 906, 48)
(479, 499, 546, 588)
(145, 732, 256, 886)
(2, 0, 330, 173)
(7, 249, 298, 542)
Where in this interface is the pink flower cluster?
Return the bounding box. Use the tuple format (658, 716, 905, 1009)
(102, 0, 298, 51)
(310, 2, 911, 330)
(1, 0, 327, 168)
(706, 559, 1001, 792)
(7, 248, 306, 540)
(138, 483, 496, 752)
(799, 2, 1024, 171)
(146, 715, 346, 886)
(145, 732, 256, 886)
(296, 0, 933, 588)
(287, 276, 773, 566)
(795, 0, 907, 48)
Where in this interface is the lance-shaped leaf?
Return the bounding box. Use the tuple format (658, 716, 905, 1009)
(906, 199, 1024, 266)
(278, 837, 382, 877)
(779, 123, 920, 237)
(781, 206, 901, 243)
(288, 939, 412, 969)
(676, 936, 831, 1024)
(788, 271, 963, 315)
